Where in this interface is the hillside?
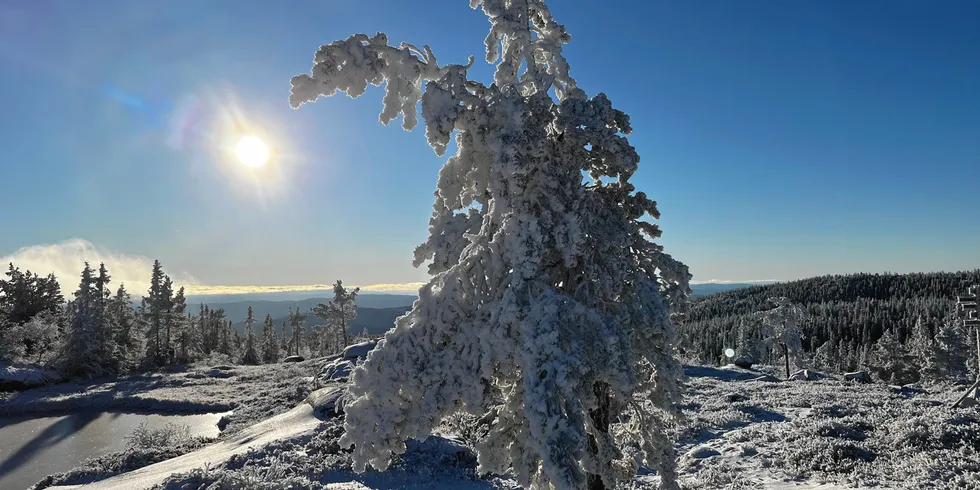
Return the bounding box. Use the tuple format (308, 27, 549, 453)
(189, 294, 416, 324)
(680, 270, 980, 373)
(689, 282, 771, 298)
(230, 306, 410, 337)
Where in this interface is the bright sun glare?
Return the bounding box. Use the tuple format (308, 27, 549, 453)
(234, 135, 269, 168)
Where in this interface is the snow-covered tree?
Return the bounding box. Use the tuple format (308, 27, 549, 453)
(312, 280, 359, 349)
(241, 306, 261, 365)
(289, 2, 691, 488)
(871, 328, 918, 384)
(288, 308, 307, 357)
(751, 297, 805, 378)
(57, 263, 104, 378)
(261, 313, 279, 363)
(923, 319, 971, 383)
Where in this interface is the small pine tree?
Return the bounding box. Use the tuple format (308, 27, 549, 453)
(261, 313, 279, 363)
(57, 263, 103, 378)
(871, 328, 918, 384)
(312, 280, 360, 349)
(288, 308, 307, 357)
(240, 306, 261, 365)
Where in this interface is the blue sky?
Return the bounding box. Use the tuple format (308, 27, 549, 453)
(0, 0, 978, 293)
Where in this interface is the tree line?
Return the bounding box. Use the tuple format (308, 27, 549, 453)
(0, 260, 364, 378)
(680, 271, 980, 384)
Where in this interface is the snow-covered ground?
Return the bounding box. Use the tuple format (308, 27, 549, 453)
(1, 360, 322, 434)
(10, 361, 980, 489)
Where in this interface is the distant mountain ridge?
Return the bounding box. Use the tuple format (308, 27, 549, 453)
(689, 282, 772, 298)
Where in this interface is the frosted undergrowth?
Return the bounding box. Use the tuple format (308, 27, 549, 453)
(677, 365, 980, 489)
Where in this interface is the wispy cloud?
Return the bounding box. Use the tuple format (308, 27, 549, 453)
(0, 239, 199, 296)
(0, 239, 424, 298)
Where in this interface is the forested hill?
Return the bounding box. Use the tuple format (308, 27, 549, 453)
(680, 270, 980, 371)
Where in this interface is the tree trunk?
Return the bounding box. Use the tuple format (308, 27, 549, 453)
(783, 343, 790, 379)
(587, 382, 611, 490)
(341, 315, 348, 349)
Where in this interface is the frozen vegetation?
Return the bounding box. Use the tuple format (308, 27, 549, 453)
(20, 359, 978, 489)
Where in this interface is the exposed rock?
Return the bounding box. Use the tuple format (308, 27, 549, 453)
(307, 386, 347, 416)
(282, 355, 305, 363)
(844, 371, 872, 383)
(733, 355, 755, 369)
(790, 369, 824, 381)
(726, 392, 749, 403)
(687, 446, 721, 459)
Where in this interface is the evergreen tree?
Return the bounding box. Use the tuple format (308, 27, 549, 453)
(261, 313, 279, 363)
(288, 308, 307, 357)
(0, 264, 64, 362)
(108, 283, 139, 372)
(57, 263, 103, 377)
(871, 328, 918, 384)
(240, 306, 260, 365)
(289, 2, 691, 487)
(144, 260, 166, 366)
(929, 320, 971, 383)
(312, 280, 359, 349)
(280, 320, 290, 357)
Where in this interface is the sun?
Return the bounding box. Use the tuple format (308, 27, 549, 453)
(234, 135, 269, 168)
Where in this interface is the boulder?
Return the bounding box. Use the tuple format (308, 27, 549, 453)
(733, 355, 755, 369)
(686, 446, 721, 459)
(282, 355, 305, 363)
(307, 387, 347, 416)
(0, 363, 61, 392)
(343, 341, 377, 361)
(318, 358, 354, 383)
(789, 369, 824, 381)
(844, 371, 871, 383)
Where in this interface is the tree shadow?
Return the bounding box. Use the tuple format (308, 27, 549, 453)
(0, 411, 101, 478)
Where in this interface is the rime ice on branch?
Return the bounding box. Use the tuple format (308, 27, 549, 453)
(289, 1, 691, 489)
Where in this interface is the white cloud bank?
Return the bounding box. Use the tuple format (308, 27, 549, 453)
(690, 279, 779, 285)
(0, 239, 199, 296)
(0, 239, 423, 298)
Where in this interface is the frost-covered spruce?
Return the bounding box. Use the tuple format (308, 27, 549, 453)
(289, 1, 691, 489)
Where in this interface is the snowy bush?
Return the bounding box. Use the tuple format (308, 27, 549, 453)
(126, 421, 193, 450)
(289, 1, 690, 488)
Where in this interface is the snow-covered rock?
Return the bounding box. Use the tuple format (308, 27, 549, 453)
(0, 362, 61, 391)
(282, 355, 305, 363)
(844, 371, 872, 383)
(318, 358, 354, 383)
(789, 369, 824, 381)
(307, 386, 347, 416)
(342, 341, 377, 361)
(749, 374, 781, 383)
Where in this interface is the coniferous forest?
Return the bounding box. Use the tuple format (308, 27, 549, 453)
(680, 270, 980, 384)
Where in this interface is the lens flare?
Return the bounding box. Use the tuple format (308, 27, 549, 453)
(234, 135, 269, 168)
